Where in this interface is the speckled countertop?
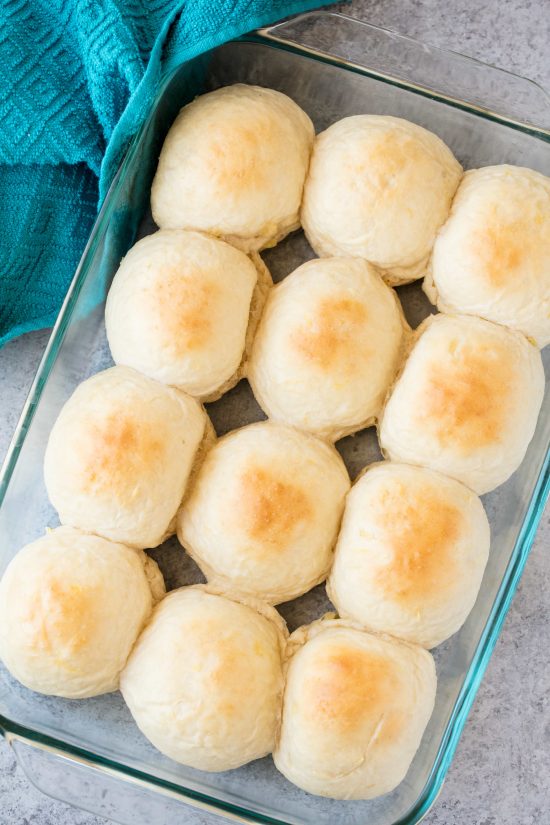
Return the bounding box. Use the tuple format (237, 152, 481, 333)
(0, 2, 549, 823)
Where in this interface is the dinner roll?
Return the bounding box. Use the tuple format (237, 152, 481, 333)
(424, 165, 550, 347)
(177, 421, 350, 604)
(379, 314, 545, 494)
(44, 366, 211, 548)
(106, 230, 271, 401)
(327, 462, 490, 648)
(273, 618, 436, 799)
(248, 257, 407, 441)
(151, 84, 314, 252)
(301, 115, 462, 285)
(0, 527, 164, 698)
(120, 585, 287, 771)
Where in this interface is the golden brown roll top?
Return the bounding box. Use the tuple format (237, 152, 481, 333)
(178, 421, 350, 603)
(0, 527, 164, 698)
(106, 229, 271, 401)
(120, 585, 287, 771)
(327, 462, 490, 648)
(44, 366, 211, 548)
(273, 618, 436, 799)
(301, 115, 462, 285)
(151, 84, 314, 251)
(248, 257, 407, 441)
(425, 165, 550, 347)
(379, 313, 545, 494)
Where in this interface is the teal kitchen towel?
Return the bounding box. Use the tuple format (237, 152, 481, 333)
(0, 0, 331, 348)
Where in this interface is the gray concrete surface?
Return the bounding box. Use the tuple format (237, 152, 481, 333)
(0, 1, 549, 822)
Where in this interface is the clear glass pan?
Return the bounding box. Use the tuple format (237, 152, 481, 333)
(0, 12, 549, 825)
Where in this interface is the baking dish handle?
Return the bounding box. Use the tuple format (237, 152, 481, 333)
(9, 736, 248, 825)
(256, 11, 550, 134)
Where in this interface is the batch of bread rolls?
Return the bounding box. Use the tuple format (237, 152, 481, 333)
(0, 83, 548, 802)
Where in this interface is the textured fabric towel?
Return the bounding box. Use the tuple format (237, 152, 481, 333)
(0, 0, 330, 348)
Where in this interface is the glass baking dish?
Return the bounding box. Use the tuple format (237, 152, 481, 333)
(1, 11, 549, 825)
